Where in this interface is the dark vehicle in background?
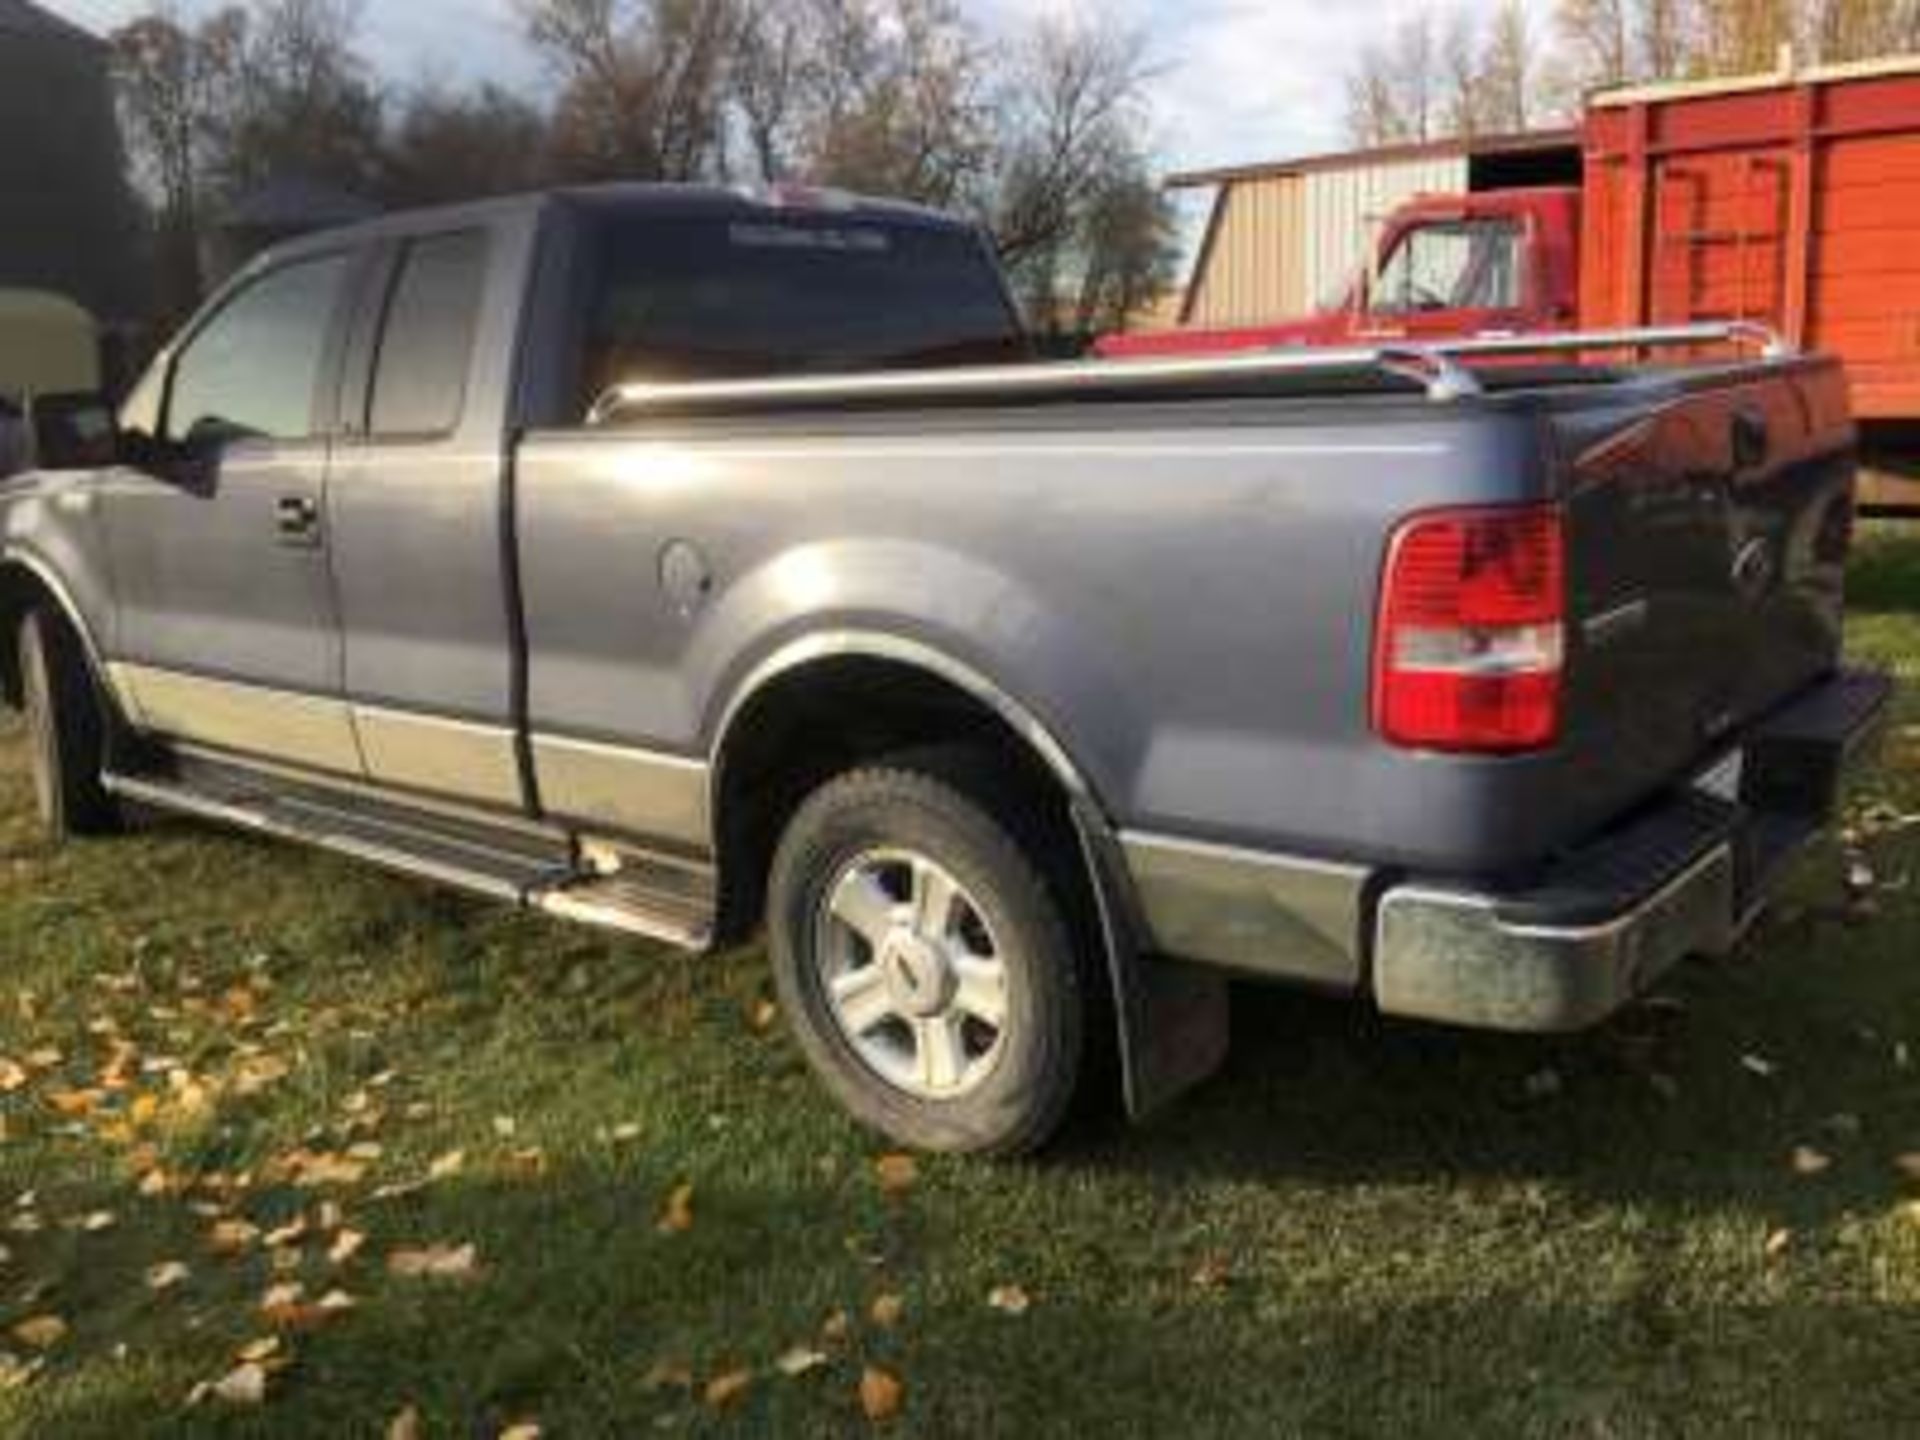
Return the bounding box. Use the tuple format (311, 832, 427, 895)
(0, 183, 1890, 1155)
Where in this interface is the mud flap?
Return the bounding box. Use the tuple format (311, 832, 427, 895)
(1072, 801, 1231, 1120)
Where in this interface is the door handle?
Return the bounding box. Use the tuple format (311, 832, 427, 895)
(275, 494, 321, 546)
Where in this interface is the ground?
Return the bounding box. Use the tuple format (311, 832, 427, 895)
(0, 535, 1916, 1439)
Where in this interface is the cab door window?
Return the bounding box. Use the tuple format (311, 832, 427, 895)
(1371, 220, 1521, 315)
(165, 254, 351, 445)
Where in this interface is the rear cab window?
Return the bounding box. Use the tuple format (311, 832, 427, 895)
(571, 201, 1026, 419)
(367, 230, 489, 438)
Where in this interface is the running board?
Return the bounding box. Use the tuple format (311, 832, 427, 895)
(102, 761, 715, 950)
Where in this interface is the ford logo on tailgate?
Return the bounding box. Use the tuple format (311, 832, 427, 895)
(1731, 536, 1776, 601)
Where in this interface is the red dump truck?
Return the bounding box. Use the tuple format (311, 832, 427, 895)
(1102, 57, 1920, 510)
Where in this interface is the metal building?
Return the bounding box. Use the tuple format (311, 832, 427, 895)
(1170, 130, 1580, 329)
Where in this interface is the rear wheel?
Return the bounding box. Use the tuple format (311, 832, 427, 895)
(18, 607, 120, 841)
(767, 754, 1086, 1156)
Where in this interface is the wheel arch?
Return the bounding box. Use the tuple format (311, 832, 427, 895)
(0, 550, 120, 716)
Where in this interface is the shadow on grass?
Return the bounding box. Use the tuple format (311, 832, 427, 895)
(1848, 523, 1920, 611)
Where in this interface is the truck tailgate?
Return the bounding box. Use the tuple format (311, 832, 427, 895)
(1552, 355, 1855, 807)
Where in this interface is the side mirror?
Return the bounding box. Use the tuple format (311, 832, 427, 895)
(27, 392, 120, 470)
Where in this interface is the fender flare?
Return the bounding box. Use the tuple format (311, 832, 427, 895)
(0, 546, 135, 724)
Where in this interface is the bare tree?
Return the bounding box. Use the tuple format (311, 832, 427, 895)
(110, 5, 247, 318)
(1482, 0, 1541, 131)
(219, 0, 385, 196)
(1440, 9, 1484, 138)
(1345, 11, 1443, 144)
(381, 83, 550, 207)
(525, 0, 739, 181)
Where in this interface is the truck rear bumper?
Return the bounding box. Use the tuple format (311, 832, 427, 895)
(1371, 666, 1893, 1031)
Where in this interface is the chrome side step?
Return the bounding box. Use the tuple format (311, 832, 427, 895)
(102, 760, 715, 950)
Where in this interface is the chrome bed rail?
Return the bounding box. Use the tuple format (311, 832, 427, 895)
(587, 321, 1793, 425)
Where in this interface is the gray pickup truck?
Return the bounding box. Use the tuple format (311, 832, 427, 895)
(0, 184, 1891, 1155)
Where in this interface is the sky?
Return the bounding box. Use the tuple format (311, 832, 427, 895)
(41, 0, 1475, 172)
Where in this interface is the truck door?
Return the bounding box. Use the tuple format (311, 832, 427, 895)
(100, 248, 364, 776)
(322, 218, 532, 811)
(1357, 215, 1531, 342)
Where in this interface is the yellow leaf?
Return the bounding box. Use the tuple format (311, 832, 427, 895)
(657, 1182, 695, 1235)
(263, 1217, 309, 1248)
(703, 1368, 753, 1408)
(986, 1284, 1031, 1316)
(327, 1228, 366, 1266)
(205, 1361, 269, 1406)
(504, 1147, 548, 1180)
(1791, 1145, 1833, 1177)
(499, 1425, 542, 1440)
(208, 1219, 262, 1255)
(346, 1141, 384, 1162)
(146, 1260, 191, 1291)
(128, 1093, 160, 1126)
(0, 1059, 26, 1092)
(46, 1088, 102, 1117)
(235, 1335, 282, 1364)
(869, 1293, 904, 1329)
(79, 1209, 117, 1233)
(820, 1309, 851, 1343)
(1765, 1227, 1794, 1258)
(641, 1361, 693, 1393)
(749, 997, 779, 1032)
(11, 1315, 66, 1350)
(873, 1154, 918, 1195)
(427, 1149, 465, 1181)
(25, 1047, 61, 1069)
(859, 1365, 904, 1422)
(386, 1243, 479, 1280)
(776, 1345, 829, 1377)
(386, 1405, 423, 1440)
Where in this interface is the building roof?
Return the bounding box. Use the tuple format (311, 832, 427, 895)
(1164, 127, 1580, 191)
(0, 0, 104, 49)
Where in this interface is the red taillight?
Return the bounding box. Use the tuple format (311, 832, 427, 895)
(1373, 504, 1566, 752)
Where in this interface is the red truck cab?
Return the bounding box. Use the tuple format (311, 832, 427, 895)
(1097, 187, 1583, 359)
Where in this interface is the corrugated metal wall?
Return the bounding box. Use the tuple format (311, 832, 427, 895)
(1301, 156, 1467, 308)
(1185, 174, 1306, 326)
(1185, 155, 1468, 326)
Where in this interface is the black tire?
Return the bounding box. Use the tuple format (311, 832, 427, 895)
(18, 607, 121, 841)
(767, 751, 1087, 1156)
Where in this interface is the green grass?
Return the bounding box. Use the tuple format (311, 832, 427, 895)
(1, 537, 1918, 1438)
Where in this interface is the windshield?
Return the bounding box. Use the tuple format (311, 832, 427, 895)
(1371, 218, 1522, 315)
(576, 210, 1027, 416)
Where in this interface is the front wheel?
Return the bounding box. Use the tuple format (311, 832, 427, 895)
(767, 755, 1086, 1156)
(18, 607, 121, 842)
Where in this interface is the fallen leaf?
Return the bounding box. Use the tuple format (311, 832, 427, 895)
(386, 1243, 479, 1280)
(11, 1316, 66, 1350)
(492, 1115, 517, 1138)
(263, 1216, 309, 1248)
(986, 1284, 1031, 1316)
(345, 1141, 384, 1162)
(1765, 1227, 1794, 1258)
(703, 1368, 753, 1408)
(609, 1122, 642, 1143)
(1191, 1254, 1233, 1290)
(201, 1361, 268, 1406)
(0, 1060, 26, 1092)
(79, 1209, 117, 1233)
(820, 1309, 852, 1343)
(859, 1365, 904, 1422)
(327, 1228, 366, 1266)
(869, 1293, 905, 1329)
(0, 1351, 42, 1390)
(657, 1183, 695, 1235)
(146, 1260, 191, 1291)
(292, 1152, 368, 1188)
(641, 1360, 693, 1393)
(45, 1088, 102, 1117)
(235, 1336, 282, 1364)
(499, 1425, 541, 1440)
(776, 1345, 829, 1377)
(386, 1405, 422, 1440)
(873, 1154, 918, 1195)
(1792, 1145, 1834, 1177)
(503, 1147, 548, 1180)
(207, 1219, 262, 1255)
(25, 1047, 61, 1069)
(749, 997, 779, 1032)
(427, 1150, 465, 1181)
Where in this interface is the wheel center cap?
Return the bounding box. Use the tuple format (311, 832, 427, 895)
(879, 933, 953, 1018)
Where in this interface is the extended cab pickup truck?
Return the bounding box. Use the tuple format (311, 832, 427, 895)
(0, 184, 1892, 1155)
